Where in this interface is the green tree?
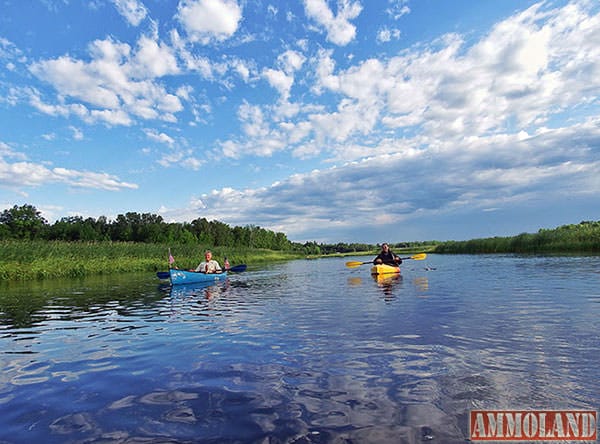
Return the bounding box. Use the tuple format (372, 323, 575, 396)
(0, 204, 47, 239)
(190, 218, 213, 244)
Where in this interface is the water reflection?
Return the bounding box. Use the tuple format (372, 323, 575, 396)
(0, 256, 599, 443)
(347, 276, 363, 287)
(169, 280, 230, 301)
(373, 273, 402, 301)
(413, 276, 429, 293)
(0, 274, 164, 329)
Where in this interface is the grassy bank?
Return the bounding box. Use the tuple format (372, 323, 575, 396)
(0, 241, 304, 281)
(434, 221, 600, 254)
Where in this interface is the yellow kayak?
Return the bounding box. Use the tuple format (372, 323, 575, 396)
(370, 264, 401, 275)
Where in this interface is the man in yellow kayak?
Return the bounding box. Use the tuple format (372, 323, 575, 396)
(373, 243, 402, 266)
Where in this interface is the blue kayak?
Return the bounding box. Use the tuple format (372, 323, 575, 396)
(169, 269, 227, 285)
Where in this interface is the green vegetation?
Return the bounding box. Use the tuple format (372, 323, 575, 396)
(434, 221, 600, 254)
(0, 240, 304, 281)
(0, 204, 292, 249)
(1, 204, 597, 281)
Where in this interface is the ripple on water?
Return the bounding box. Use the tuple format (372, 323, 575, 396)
(0, 257, 598, 443)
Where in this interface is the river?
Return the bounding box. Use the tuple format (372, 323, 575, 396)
(0, 254, 598, 443)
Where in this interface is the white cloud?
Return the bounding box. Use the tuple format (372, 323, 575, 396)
(278, 50, 306, 73)
(0, 141, 26, 160)
(312, 48, 340, 93)
(133, 36, 180, 78)
(143, 128, 205, 171)
(170, 28, 251, 85)
(299, 1, 600, 151)
(163, 116, 600, 241)
(156, 148, 205, 170)
(169, 1, 600, 240)
(52, 168, 138, 191)
(0, 37, 25, 64)
(263, 68, 294, 100)
(28, 36, 183, 126)
(376, 27, 401, 43)
(215, 1, 599, 164)
(385, 0, 410, 20)
(144, 129, 175, 146)
(304, 0, 363, 46)
(176, 0, 242, 44)
(232, 58, 251, 81)
(0, 156, 137, 191)
(70, 126, 84, 140)
(3, 0, 600, 242)
(111, 0, 148, 26)
(207, 0, 600, 181)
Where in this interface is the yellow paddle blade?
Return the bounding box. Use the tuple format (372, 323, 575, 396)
(345, 261, 367, 268)
(410, 253, 427, 260)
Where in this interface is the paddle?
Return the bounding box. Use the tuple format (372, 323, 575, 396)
(345, 253, 427, 268)
(228, 264, 247, 272)
(156, 264, 247, 279)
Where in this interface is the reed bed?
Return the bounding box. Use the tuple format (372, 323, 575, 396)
(0, 241, 303, 281)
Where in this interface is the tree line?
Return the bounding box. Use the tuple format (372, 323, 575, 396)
(9, 204, 593, 256)
(0, 204, 294, 250)
(0, 204, 402, 254)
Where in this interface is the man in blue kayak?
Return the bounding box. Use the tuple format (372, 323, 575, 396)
(373, 243, 402, 265)
(195, 250, 222, 273)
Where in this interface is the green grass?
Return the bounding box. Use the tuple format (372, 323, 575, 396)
(433, 221, 600, 254)
(0, 240, 305, 281)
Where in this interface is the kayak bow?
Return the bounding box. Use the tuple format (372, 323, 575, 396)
(370, 264, 401, 275)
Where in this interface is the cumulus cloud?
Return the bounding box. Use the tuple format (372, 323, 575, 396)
(132, 35, 180, 78)
(217, 1, 600, 164)
(278, 50, 306, 73)
(263, 68, 294, 99)
(144, 129, 175, 146)
(163, 117, 600, 241)
(304, 0, 363, 46)
(111, 0, 148, 26)
(3, 0, 600, 242)
(269, 1, 600, 159)
(167, 1, 600, 240)
(176, 0, 243, 44)
(28, 35, 183, 126)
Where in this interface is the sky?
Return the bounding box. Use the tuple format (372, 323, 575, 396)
(0, 0, 599, 244)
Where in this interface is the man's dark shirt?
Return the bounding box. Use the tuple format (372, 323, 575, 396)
(373, 250, 400, 265)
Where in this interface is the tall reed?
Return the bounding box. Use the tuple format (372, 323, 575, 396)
(0, 240, 303, 281)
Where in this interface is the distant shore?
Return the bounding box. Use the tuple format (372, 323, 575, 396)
(1, 221, 598, 281)
(433, 221, 600, 254)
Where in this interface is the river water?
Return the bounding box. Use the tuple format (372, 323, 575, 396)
(0, 254, 598, 443)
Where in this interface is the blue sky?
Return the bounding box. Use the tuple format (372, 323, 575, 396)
(1, 0, 599, 243)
